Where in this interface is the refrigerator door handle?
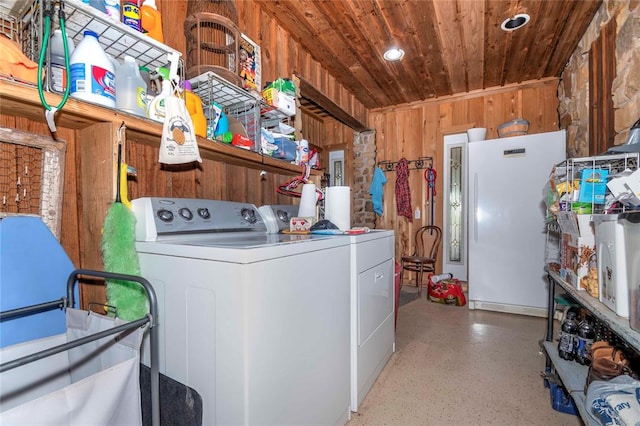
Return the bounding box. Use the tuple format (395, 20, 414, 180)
(473, 172, 478, 242)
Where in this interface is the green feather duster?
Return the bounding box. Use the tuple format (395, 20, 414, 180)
(101, 142, 147, 321)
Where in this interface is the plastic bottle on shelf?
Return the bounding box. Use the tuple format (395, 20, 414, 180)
(49, 29, 75, 94)
(557, 310, 578, 361)
(121, 0, 141, 32)
(116, 55, 147, 117)
(575, 317, 595, 365)
(147, 76, 171, 122)
(104, 0, 120, 21)
(182, 80, 206, 138)
(81, 0, 107, 14)
(69, 30, 116, 108)
(139, 66, 151, 90)
(140, 0, 164, 43)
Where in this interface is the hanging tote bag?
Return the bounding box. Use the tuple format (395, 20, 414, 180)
(159, 93, 202, 165)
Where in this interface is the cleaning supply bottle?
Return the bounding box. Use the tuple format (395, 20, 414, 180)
(139, 65, 157, 105)
(104, 0, 120, 21)
(116, 55, 147, 117)
(69, 30, 116, 108)
(147, 76, 171, 122)
(182, 80, 206, 138)
(49, 29, 75, 94)
(122, 0, 141, 32)
(140, 0, 164, 44)
(82, 0, 107, 14)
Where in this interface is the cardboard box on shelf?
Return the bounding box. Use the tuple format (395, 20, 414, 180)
(558, 212, 597, 294)
(262, 88, 296, 117)
(227, 115, 248, 138)
(264, 78, 296, 96)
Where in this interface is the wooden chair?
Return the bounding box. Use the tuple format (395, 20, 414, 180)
(400, 225, 442, 298)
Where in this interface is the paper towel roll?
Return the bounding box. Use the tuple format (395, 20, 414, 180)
(324, 186, 351, 231)
(298, 183, 318, 218)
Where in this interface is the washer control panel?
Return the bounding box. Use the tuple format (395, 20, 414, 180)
(132, 197, 266, 241)
(258, 204, 299, 233)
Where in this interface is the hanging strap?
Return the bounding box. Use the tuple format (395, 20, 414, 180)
(424, 166, 437, 231)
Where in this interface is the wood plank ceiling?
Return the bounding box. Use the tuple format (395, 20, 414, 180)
(255, 0, 602, 110)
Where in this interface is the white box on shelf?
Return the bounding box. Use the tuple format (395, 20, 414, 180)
(593, 214, 629, 318)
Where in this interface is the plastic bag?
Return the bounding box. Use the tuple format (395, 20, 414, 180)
(159, 95, 202, 165)
(427, 274, 466, 306)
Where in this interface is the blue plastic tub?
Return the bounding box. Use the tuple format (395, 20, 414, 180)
(273, 137, 297, 162)
(549, 382, 578, 416)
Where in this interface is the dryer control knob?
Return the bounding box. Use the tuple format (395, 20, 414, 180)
(157, 209, 174, 223)
(179, 208, 194, 221)
(241, 208, 257, 223)
(198, 208, 211, 220)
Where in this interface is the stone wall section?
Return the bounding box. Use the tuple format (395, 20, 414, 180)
(352, 130, 377, 228)
(558, 0, 640, 156)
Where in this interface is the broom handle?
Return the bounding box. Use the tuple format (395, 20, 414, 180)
(115, 143, 122, 203)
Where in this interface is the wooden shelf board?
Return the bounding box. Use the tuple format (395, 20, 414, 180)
(1, 79, 317, 176)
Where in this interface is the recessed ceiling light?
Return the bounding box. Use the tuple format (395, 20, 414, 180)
(383, 48, 404, 61)
(501, 13, 530, 31)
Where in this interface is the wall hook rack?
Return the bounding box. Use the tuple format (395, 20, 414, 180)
(377, 157, 433, 172)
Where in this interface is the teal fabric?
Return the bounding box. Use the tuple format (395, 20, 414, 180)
(369, 167, 387, 216)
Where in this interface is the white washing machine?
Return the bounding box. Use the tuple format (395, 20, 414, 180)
(132, 197, 351, 426)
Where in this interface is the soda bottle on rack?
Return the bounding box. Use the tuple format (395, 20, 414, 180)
(575, 316, 595, 365)
(558, 310, 578, 361)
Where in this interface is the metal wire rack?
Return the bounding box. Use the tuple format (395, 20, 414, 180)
(553, 152, 639, 215)
(1, 0, 182, 80)
(188, 71, 291, 152)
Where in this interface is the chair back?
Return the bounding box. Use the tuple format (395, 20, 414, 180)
(413, 225, 442, 261)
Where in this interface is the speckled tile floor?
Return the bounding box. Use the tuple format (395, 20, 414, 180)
(347, 287, 584, 426)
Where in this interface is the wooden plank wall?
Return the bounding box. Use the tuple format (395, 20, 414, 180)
(371, 78, 561, 267)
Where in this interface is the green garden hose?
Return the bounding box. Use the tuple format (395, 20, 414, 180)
(37, 0, 71, 133)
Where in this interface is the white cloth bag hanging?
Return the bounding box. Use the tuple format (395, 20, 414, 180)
(159, 94, 202, 165)
(0, 308, 146, 425)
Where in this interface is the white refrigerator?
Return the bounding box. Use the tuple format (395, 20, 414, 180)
(467, 130, 566, 316)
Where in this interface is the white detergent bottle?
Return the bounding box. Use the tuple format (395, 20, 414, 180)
(116, 55, 147, 117)
(69, 30, 116, 108)
(49, 29, 75, 94)
(146, 77, 171, 122)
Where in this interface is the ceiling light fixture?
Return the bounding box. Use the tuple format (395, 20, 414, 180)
(500, 13, 530, 31)
(383, 47, 404, 61)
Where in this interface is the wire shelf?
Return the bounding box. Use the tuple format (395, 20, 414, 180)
(188, 71, 291, 152)
(553, 152, 639, 215)
(6, 0, 181, 74)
